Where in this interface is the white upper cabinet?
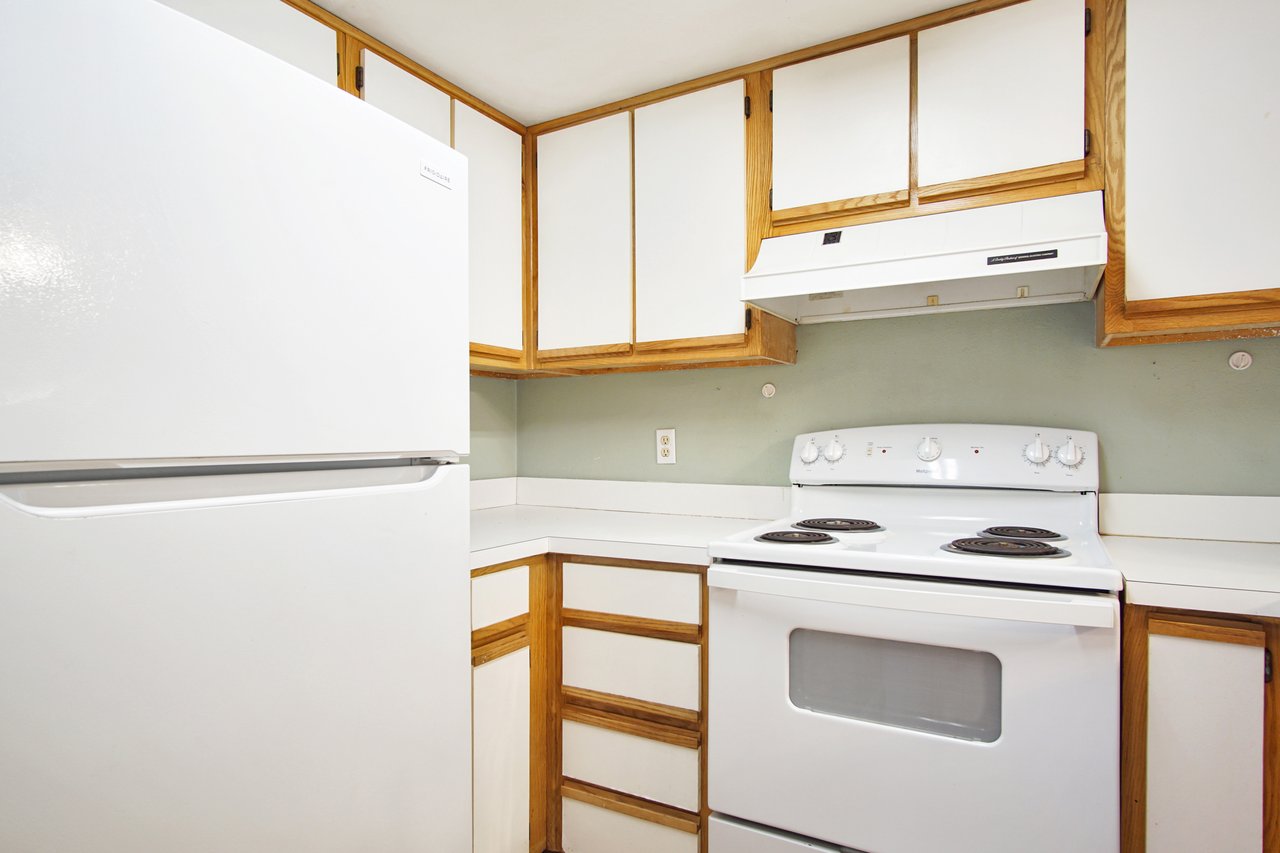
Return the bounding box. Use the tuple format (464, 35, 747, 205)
(155, 0, 337, 84)
(772, 37, 911, 210)
(536, 113, 633, 352)
(455, 103, 524, 352)
(917, 0, 1084, 189)
(634, 82, 746, 343)
(360, 51, 451, 143)
(1125, 0, 1280, 300)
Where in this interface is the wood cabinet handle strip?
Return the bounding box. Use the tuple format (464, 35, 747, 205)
(562, 608, 701, 644)
(561, 777, 700, 834)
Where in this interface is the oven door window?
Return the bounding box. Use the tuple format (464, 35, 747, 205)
(788, 629, 1002, 742)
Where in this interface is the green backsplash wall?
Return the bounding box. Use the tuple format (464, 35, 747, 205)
(512, 303, 1280, 495)
(469, 376, 518, 480)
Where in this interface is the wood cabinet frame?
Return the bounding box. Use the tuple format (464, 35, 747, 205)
(1121, 604, 1279, 852)
(1096, 0, 1280, 346)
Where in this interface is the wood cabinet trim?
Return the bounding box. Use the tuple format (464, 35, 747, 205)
(561, 555, 706, 575)
(563, 609, 701, 644)
(472, 612, 530, 649)
(1148, 615, 1266, 647)
(562, 777, 701, 834)
(472, 556, 544, 578)
(562, 685, 700, 732)
(916, 158, 1086, 203)
(472, 628, 530, 666)
(772, 189, 911, 227)
(562, 704, 701, 750)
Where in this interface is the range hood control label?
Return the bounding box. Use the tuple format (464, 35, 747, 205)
(987, 249, 1058, 265)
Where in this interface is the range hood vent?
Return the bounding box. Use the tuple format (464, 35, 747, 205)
(743, 191, 1107, 323)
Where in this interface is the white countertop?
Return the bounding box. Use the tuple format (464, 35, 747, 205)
(1103, 535, 1280, 617)
(470, 481, 1280, 617)
(470, 505, 760, 569)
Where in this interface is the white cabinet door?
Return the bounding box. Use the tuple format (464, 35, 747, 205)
(1146, 623, 1265, 853)
(634, 81, 746, 343)
(1125, 0, 1280, 300)
(917, 0, 1084, 188)
(155, 0, 337, 84)
(361, 50, 452, 143)
(474, 648, 531, 853)
(536, 113, 633, 352)
(772, 37, 910, 210)
(455, 103, 525, 352)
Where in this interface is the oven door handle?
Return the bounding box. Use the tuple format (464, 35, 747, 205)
(707, 564, 1115, 628)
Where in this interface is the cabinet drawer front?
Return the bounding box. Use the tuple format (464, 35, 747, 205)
(472, 565, 529, 629)
(562, 798, 698, 853)
(473, 648, 530, 853)
(562, 627, 700, 710)
(563, 563, 701, 624)
(562, 720, 699, 812)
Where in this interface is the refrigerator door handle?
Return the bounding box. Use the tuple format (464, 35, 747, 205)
(0, 464, 448, 519)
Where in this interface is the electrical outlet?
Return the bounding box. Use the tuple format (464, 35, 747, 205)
(656, 428, 676, 464)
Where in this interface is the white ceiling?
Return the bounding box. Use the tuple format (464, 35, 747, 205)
(322, 0, 960, 125)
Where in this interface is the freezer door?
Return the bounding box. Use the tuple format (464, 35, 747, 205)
(0, 0, 468, 467)
(0, 463, 471, 853)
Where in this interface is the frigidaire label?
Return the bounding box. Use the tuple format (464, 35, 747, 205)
(419, 160, 453, 190)
(987, 249, 1058, 265)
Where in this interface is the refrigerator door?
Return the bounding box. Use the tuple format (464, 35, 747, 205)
(0, 463, 471, 853)
(0, 0, 468, 468)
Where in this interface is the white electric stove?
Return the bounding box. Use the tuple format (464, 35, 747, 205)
(707, 424, 1121, 853)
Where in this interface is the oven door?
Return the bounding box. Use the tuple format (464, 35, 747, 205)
(708, 562, 1119, 853)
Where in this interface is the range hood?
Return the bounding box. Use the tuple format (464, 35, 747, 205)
(744, 191, 1107, 323)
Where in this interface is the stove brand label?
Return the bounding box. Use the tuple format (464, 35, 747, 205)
(987, 249, 1058, 265)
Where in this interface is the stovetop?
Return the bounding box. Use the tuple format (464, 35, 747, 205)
(708, 425, 1121, 592)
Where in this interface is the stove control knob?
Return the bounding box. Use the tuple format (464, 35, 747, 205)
(822, 439, 845, 462)
(1055, 437, 1085, 468)
(799, 440, 820, 464)
(1024, 436, 1051, 465)
(916, 437, 941, 462)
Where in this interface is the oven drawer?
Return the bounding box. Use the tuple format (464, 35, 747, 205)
(563, 627, 700, 710)
(562, 719, 699, 811)
(562, 798, 698, 853)
(563, 562, 701, 624)
(709, 814, 850, 852)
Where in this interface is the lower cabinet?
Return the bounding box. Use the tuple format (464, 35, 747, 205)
(471, 553, 707, 853)
(557, 557, 707, 853)
(471, 557, 545, 853)
(1122, 605, 1278, 853)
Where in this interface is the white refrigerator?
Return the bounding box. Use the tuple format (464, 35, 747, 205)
(0, 1, 473, 851)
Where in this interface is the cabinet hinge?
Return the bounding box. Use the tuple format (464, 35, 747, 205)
(1084, 129, 1092, 156)
(744, 95, 751, 118)
(769, 188, 773, 210)
(744, 308, 753, 331)
(769, 89, 773, 112)
(1266, 649, 1273, 683)
(1084, 7, 1092, 36)
(355, 65, 365, 91)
